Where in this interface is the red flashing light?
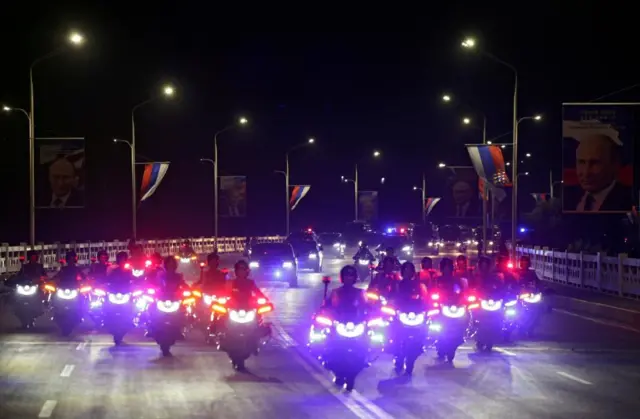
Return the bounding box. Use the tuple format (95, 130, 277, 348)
(200, 262, 206, 268)
(307, 228, 313, 233)
(507, 262, 514, 269)
(400, 228, 405, 233)
(124, 263, 131, 270)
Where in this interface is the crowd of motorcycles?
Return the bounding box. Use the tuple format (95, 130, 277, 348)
(3, 245, 546, 392)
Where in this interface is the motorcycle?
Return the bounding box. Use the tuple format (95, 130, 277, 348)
(308, 277, 385, 391)
(209, 293, 273, 371)
(517, 290, 544, 337)
(383, 297, 439, 374)
(10, 278, 47, 329)
(147, 289, 193, 356)
(45, 282, 92, 336)
(353, 256, 375, 282)
(427, 291, 468, 362)
(128, 259, 152, 280)
(92, 284, 142, 345)
(468, 290, 517, 351)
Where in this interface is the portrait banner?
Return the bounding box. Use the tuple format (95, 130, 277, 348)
(562, 103, 636, 213)
(35, 138, 86, 209)
(219, 176, 246, 218)
(358, 191, 378, 222)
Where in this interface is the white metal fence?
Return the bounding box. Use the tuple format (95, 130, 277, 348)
(0, 236, 285, 275)
(516, 246, 640, 299)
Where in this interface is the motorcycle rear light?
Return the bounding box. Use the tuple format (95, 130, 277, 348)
(217, 297, 228, 304)
(203, 295, 215, 306)
(147, 288, 155, 295)
(507, 262, 514, 269)
(182, 297, 196, 305)
(200, 262, 205, 268)
(315, 315, 333, 326)
(504, 300, 518, 307)
(468, 303, 480, 310)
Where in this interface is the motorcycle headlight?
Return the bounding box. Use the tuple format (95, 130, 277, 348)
(249, 261, 260, 268)
(398, 312, 425, 326)
(465, 240, 471, 245)
(505, 308, 516, 316)
(358, 259, 370, 266)
(428, 242, 433, 247)
(108, 293, 131, 305)
(335, 322, 365, 338)
(504, 300, 518, 307)
(308, 253, 317, 259)
(456, 242, 462, 247)
(441, 305, 466, 318)
(402, 246, 412, 252)
(282, 261, 293, 269)
(480, 299, 503, 311)
(16, 285, 38, 296)
(180, 258, 191, 263)
(57, 289, 78, 300)
(156, 300, 180, 313)
(132, 269, 145, 278)
(333, 242, 340, 248)
(521, 293, 542, 304)
(229, 309, 256, 324)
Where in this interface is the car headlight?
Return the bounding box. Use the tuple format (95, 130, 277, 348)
(333, 242, 340, 248)
(249, 261, 260, 268)
(402, 246, 412, 252)
(428, 242, 433, 247)
(335, 322, 365, 338)
(282, 261, 293, 269)
(465, 240, 471, 245)
(308, 253, 317, 259)
(16, 284, 38, 296)
(56, 289, 78, 300)
(358, 259, 370, 265)
(489, 241, 494, 246)
(456, 242, 462, 247)
(229, 309, 256, 324)
(108, 293, 131, 305)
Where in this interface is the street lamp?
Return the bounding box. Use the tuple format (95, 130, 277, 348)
(211, 117, 249, 241)
(462, 117, 471, 125)
(125, 84, 176, 239)
(277, 137, 316, 236)
(462, 36, 519, 259)
(14, 30, 86, 245)
(413, 172, 427, 224)
(442, 94, 452, 102)
(343, 150, 381, 221)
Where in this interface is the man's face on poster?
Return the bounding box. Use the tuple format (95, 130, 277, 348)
(576, 135, 618, 193)
(229, 181, 246, 204)
(49, 159, 78, 197)
(451, 181, 472, 204)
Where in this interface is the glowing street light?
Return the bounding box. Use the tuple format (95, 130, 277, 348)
(162, 85, 175, 97)
(438, 162, 446, 168)
(68, 31, 85, 45)
(239, 117, 248, 125)
(308, 138, 315, 144)
(462, 117, 471, 125)
(534, 114, 542, 121)
(442, 94, 452, 102)
(373, 150, 381, 157)
(461, 37, 476, 48)
(526, 153, 531, 157)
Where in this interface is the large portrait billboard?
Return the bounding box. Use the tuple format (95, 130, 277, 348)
(358, 191, 378, 222)
(36, 138, 86, 209)
(219, 176, 247, 217)
(562, 104, 635, 213)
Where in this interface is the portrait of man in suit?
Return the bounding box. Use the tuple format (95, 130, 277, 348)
(38, 157, 85, 208)
(220, 176, 246, 217)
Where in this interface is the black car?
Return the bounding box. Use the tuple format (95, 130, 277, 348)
(248, 243, 298, 287)
(438, 225, 467, 252)
(375, 236, 414, 262)
(287, 231, 318, 242)
(318, 233, 345, 259)
(289, 240, 323, 272)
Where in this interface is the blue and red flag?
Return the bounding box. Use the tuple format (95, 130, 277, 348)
(140, 162, 170, 202)
(467, 145, 511, 187)
(425, 197, 441, 215)
(290, 185, 311, 210)
(531, 193, 549, 203)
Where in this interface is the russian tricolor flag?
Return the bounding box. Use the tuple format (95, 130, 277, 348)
(467, 145, 511, 187)
(140, 163, 170, 202)
(425, 197, 441, 215)
(290, 185, 311, 210)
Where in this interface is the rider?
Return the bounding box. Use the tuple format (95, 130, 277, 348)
(395, 262, 429, 301)
(54, 251, 86, 285)
(89, 250, 110, 279)
(418, 257, 437, 289)
(454, 255, 472, 289)
(516, 255, 541, 291)
(17, 250, 47, 280)
(145, 252, 165, 287)
(436, 258, 465, 295)
(160, 256, 189, 294)
(106, 252, 135, 287)
(353, 242, 375, 261)
(495, 254, 518, 291)
(474, 256, 503, 293)
(368, 256, 399, 298)
(225, 259, 267, 300)
(325, 265, 367, 310)
(194, 252, 227, 292)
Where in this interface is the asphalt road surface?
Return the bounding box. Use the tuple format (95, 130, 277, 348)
(2, 249, 640, 418)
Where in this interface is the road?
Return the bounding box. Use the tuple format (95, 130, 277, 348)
(2, 249, 640, 418)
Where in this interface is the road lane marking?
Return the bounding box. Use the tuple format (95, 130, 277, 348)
(554, 308, 640, 334)
(494, 347, 517, 356)
(38, 400, 57, 417)
(270, 321, 392, 419)
(556, 371, 593, 385)
(60, 364, 75, 377)
(76, 342, 87, 350)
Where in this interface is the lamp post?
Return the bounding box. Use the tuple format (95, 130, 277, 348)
(4, 31, 85, 245)
(213, 117, 248, 243)
(342, 150, 381, 221)
(120, 84, 175, 240)
(413, 172, 427, 224)
(281, 138, 315, 236)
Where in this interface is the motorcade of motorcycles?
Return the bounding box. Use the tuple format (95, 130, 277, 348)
(208, 294, 274, 371)
(44, 281, 92, 336)
(10, 278, 47, 329)
(91, 282, 145, 345)
(147, 288, 194, 356)
(427, 290, 469, 362)
(248, 243, 299, 287)
(175, 249, 198, 266)
(467, 289, 518, 351)
(308, 277, 385, 391)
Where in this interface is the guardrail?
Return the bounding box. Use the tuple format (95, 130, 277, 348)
(516, 246, 640, 299)
(0, 236, 285, 275)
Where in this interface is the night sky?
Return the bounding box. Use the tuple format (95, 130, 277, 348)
(1, 5, 638, 244)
